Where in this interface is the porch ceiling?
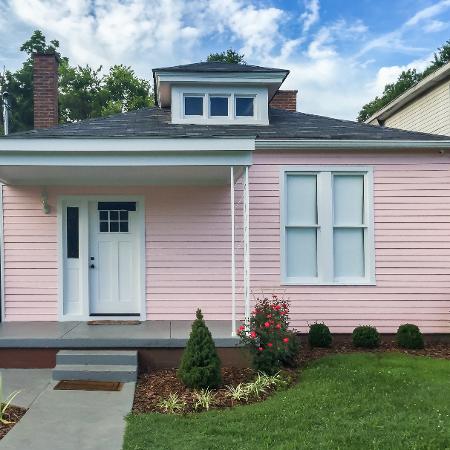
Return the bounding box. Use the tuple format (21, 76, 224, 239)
(0, 165, 245, 185)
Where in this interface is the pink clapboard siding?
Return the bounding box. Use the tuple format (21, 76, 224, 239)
(2, 148, 450, 333)
(249, 150, 450, 333)
(2, 185, 244, 323)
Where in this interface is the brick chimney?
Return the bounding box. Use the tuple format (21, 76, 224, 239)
(269, 90, 298, 112)
(33, 53, 59, 129)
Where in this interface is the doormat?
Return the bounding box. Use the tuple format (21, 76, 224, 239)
(87, 320, 141, 325)
(54, 380, 123, 391)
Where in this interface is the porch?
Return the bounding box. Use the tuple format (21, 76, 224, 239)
(0, 320, 238, 348)
(0, 139, 254, 333)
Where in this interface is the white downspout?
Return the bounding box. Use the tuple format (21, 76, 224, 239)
(243, 166, 250, 324)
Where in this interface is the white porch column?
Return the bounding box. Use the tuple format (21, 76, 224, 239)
(243, 166, 251, 324)
(230, 166, 236, 336)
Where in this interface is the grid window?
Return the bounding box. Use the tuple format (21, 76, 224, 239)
(99, 210, 129, 233)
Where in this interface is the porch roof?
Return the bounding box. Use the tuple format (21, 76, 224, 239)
(0, 321, 238, 348)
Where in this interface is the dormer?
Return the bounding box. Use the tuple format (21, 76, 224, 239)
(152, 62, 289, 126)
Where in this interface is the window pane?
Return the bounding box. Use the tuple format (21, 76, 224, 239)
(99, 210, 108, 220)
(66, 207, 79, 259)
(120, 210, 128, 220)
(184, 96, 203, 116)
(120, 222, 129, 233)
(334, 228, 364, 278)
(286, 228, 317, 278)
(110, 221, 119, 232)
(99, 221, 108, 233)
(235, 97, 254, 116)
(334, 175, 364, 225)
(286, 174, 317, 225)
(210, 97, 228, 116)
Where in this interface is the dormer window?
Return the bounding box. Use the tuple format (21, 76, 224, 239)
(235, 96, 254, 117)
(210, 96, 229, 117)
(184, 95, 203, 116)
(172, 87, 267, 125)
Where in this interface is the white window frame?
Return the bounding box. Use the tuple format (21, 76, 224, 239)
(208, 94, 231, 118)
(183, 94, 205, 117)
(280, 166, 375, 285)
(172, 85, 268, 125)
(234, 95, 255, 119)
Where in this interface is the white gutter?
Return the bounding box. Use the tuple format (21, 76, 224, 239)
(255, 139, 450, 150)
(0, 137, 255, 152)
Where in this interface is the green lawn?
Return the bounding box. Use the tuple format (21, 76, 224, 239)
(124, 353, 450, 450)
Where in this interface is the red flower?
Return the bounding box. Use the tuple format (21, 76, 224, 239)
(250, 331, 257, 338)
(275, 304, 281, 310)
(264, 322, 270, 328)
(267, 342, 273, 347)
(258, 347, 263, 352)
(283, 337, 289, 343)
(238, 325, 245, 332)
(276, 323, 281, 329)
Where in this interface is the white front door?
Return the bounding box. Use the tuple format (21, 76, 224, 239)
(88, 201, 140, 315)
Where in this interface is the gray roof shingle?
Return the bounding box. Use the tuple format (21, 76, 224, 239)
(4, 107, 449, 140)
(152, 62, 288, 74)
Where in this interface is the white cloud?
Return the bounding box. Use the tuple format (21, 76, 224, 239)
(1, 0, 450, 122)
(423, 19, 448, 32)
(300, 0, 319, 33)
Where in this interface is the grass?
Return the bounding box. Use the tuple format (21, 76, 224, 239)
(124, 353, 450, 450)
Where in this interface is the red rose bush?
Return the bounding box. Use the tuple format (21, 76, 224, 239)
(237, 295, 299, 374)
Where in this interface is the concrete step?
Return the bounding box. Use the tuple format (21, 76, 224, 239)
(56, 350, 137, 366)
(52, 364, 137, 382)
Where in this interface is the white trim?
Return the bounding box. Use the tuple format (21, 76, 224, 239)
(280, 166, 375, 286)
(58, 195, 146, 321)
(0, 138, 255, 152)
(256, 139, 450, 150)
(230, 167, 236, 336)
(0, 184, 4, 321)
(243, 166, 251, 323)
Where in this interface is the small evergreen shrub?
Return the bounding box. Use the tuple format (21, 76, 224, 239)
(308, 322, 332, 348)
(352, 325, 380, 348)
(396, 324, 424, 349)
(177, 309, 222, 389)
(238, 295, 299, 374)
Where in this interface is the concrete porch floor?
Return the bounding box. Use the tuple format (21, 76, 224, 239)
(0, 320, 238, 348)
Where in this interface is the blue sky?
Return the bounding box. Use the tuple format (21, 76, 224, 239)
(0, 0, 449, 119)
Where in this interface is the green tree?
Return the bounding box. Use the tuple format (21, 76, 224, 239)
(177, 309, 222, 389)
(0, 30, 153, 133)
(207, 48, 246, 64)
(358, 40, 450, 122)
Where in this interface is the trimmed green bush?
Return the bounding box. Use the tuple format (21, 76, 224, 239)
(352, 325, 380, 348)
(308, 322, 332, 348)
(396, 324, 424, 349)
(177, 309, 222, 389)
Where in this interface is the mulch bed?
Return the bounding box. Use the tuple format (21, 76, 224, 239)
(298, 340, 450, 367)
(132, 341, 449, 415)
(0, 405, 27, 440)
(132, 367, 296, 414)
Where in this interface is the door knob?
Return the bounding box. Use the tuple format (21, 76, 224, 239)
(90, 264, 95, 269)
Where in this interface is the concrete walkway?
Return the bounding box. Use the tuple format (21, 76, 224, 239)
(0, 370, 135, 450)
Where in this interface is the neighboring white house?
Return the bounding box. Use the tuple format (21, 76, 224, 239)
(366, 62, 450, 136)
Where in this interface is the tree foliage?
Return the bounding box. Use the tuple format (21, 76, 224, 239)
(206, 48, 246, 64)
(0, 30, 153, 133)
(177, 309, 222, 389)
(358, 40, 450, 122)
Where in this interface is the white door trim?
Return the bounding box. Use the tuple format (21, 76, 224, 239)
(58, 195, 146, 321)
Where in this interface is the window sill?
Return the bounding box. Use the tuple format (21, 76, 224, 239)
(281, 279, 376, 286)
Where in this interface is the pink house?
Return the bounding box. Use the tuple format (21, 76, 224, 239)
(0, 53, 450, 344)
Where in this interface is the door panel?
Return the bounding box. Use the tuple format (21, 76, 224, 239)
(89, 201, 140, 315)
